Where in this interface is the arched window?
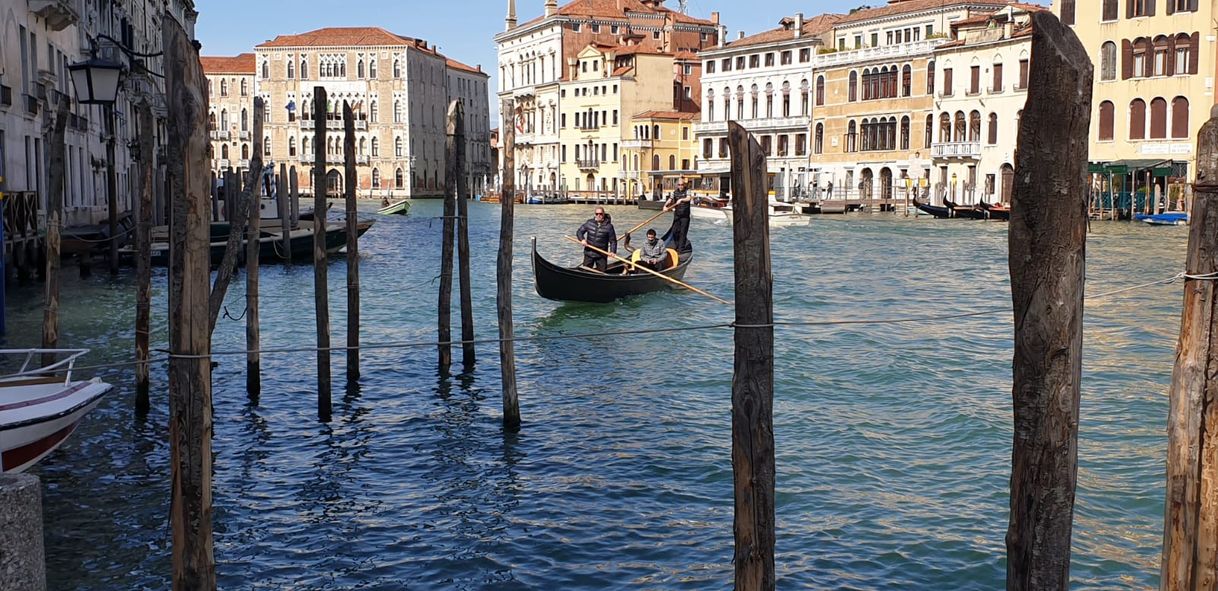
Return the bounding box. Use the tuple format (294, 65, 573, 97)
(359, 137, 367, 155)
(393, 59, 402, 78)
(1099, 101, 1115, 141)
(220, 79, 228, 96)
(301, 58, 309, 79)
(939, 112, 951, 143)
(209, 111, 216, 130)
(814, 122, 824, 154)
(358, 60, 365, 78)
(289, 136, 297, 156)
(394, 100, 403, 124)
(751, 84, 760, 119)
(1129, 99, 1146, 140)
(1100, 42, 1117, 81)
(302, 136, 310, 155)
(988, 113, 999, 144)
(653, 124, 661, 139)
(241, 144, 249, 159)
(969, 111, 981, 142)
(1174, 33, 1195, 75)
(221, 144, 229, 159)
(707, 89, 715, 121)
(264, 136, 271, 156)
(241, 108, 248, 132)
(1153, 36, 1171, 77)
(369, 59, 378, 78)
(815, 76, 825, 106)
(926, 60, 936, 94)
(800, 80, 809, 116)
(925, 114, 934, 147)
(288, 59, 295, 78)
(372, 168, 381, 189)
(849, 71, 858, 102)
(847, 120, 857, 152)
(1149, 97, 1168, 138)
(395, 137, 403, 157)
(241, 78, 249, 95)
(1172, 96, 1189, 138)
(900, 116, 911, 150)
(395, 168, 404, 188)
(902, 64, 912, 97)
(781, 81, 791, 117)
(220, 109, 229, 129)
(723, 87, 731, 122)
(370, 101, 379, 123)
(651, 154, 660, 170)
(954, 111, 967, 142)
(371, 137, 379, 157)
(737, 85, 745, 119)
(669, 155, 676, 170)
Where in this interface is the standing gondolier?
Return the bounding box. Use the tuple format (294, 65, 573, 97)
(576, 207, 617, 272)
(663, 179, 692, 251)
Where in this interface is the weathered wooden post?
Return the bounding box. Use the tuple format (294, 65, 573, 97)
(343, 101, 360, 382)
(1005, 12, 1092, 591)
(245, 98, 266, 399)
(313, 86, 333, 421)
(452, 101, 475, 368)
(41, 97, 69, 366)
(278, 163, 291, 263)
(164, 18, 216, 589)
(1160, 106, 1218, 591)
(727, 121, 775, 591)
(438, 106, 457, 373)
(208, 118, 262, 334)
(498, 101, 520, 432)
(290, 166, 300, 228)
(106, 105, 120, 275)
(135, 102, 155, 412)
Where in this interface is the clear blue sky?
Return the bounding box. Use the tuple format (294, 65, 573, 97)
(196, 0, 863, 125)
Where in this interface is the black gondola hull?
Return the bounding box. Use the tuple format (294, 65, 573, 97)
(532, 239, 693, 303)
(913, 197, 952, 218)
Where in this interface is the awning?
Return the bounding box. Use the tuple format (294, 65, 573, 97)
(1089, 159, 1176, 177)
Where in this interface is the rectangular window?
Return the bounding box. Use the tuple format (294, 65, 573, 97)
(969, 65, 980, 94)
(854, 35, 862, 49)
(571, 23, 581, 32)
(871, 32, 878, 47)
(1018, 59, 1029, 89)
(992, 63, 1003, 92)
(706, 61, 716, 74)
(781, 51, 792, 65)
(723, 58, 732, 72)
(765, 53, 775, 67)
(943, 68, 953, 96)
(749, 55, 760, 68)
(736, 56, 745, 70)
(591, 24, 600, 33)
(926, 25, 933, 37)
(887, 32, 894, 45)
(684, 64, 693, 75)
(800, 48, 811, 63)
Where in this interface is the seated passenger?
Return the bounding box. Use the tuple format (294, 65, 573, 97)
(638, 229, 667, 271)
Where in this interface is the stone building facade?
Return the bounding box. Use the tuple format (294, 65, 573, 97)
(1, 0, 198, 227)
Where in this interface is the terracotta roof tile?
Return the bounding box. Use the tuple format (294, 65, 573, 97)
(201, 53, 255, 74)
(517, 0, 717, 28)
(256, 27, 413, 48)
(633, 110, 698, 120)
(445, 58, 486, 76)
(836, 0, 1016, 25)
(725, 14, 843, 49)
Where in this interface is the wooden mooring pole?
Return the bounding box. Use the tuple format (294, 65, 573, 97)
(1160, 106, 1218, 591)
(208, 106, 263, 334)
(497, 100, 520, 432)
(278, 163, 291, 264)
(343, 101, 360, 382)
(135, 101, 155, 411)
(41, 96, 69, 366)
(313, 86, 333, 421)
(727, 121, 775, 590)
(1005, 12, 1092, 591)
(164, 18, 216, 589)
(453, 101, 475, 369)
(246, 98, 265, 399)
(438, 106, 457, 373)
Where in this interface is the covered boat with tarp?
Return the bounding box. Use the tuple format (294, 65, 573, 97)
(531, 238, 693, 303)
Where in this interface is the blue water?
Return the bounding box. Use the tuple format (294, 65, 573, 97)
(2, 201, 1188, 589)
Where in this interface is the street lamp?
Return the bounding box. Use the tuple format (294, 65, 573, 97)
(68, 54, 125, 273)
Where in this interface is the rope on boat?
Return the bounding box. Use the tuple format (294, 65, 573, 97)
(4, 272, 1213, 378)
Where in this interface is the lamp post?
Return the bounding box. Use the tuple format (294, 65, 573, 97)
(68, 56, 124, 274)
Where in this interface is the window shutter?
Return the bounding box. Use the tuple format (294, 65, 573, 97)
(1121, 40, 1134, 79)
(1190, 0, 1198, 11)
(1147, 0, 1156, 16)
(1167, 0, 1174, 15)
(1190, 32, 1200, 73)
(1126, 0, 1134, 19)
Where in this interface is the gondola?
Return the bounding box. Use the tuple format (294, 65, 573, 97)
(944, 199, 988, 220)
(531, 237, 693, 303)
(913, 197, 951, 218)
(978, 201, 1010, 221)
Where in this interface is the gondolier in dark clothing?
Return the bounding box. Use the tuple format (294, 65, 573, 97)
(577, 207, 617, 272)
(663, 179, 692, 251)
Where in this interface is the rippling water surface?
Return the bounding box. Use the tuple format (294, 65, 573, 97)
(3, 201, 1189, 589)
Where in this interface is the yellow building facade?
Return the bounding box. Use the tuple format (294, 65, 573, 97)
(622, 111, 698, 199)
(558, 46, 678, 195)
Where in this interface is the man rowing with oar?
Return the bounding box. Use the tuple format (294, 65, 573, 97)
(576, 207, 617, 272)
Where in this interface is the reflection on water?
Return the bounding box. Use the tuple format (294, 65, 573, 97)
(5, 201, 1189, 589)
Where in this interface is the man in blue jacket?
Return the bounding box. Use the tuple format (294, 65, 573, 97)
(576, 207, 617, 272)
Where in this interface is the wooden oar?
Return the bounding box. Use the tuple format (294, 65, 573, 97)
(563, 235, 730, 305)
(620, 208, 670, 238)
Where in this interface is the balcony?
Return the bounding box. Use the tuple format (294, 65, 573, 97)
(577, 159, 601, 170)
(238, 159, 250, 169)
(211, 130, 231, 141)
(931, 141, 982, 159)
(694, 120, 728, 135)
(357, 155, 370, 165)
(239, 131, 251, 140)
(29, 0, 78, 31)
(622, 139, 653, 149)
(301, 119, 314, 129)
(216, 159, 231, 169)
(814, 40, 938, 68)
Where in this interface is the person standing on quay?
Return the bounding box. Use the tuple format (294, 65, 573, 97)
(664, 179, 692, 251)
(577, 207, 617, 272)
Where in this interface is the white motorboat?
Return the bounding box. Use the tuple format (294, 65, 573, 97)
(690, 203, 729, 223)
(723, 201, 810, 227)
(0, 349, 111, 474)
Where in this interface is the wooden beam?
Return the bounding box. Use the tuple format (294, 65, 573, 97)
(438, 103, 457, 373)
(163, 18, 216, 590)
(453, 101, 475, 369)
(727, 120, 776, 591)
(245, 98, 265, 400)
(1005, 12, 1093, 591)
(498, 100, 520, 432)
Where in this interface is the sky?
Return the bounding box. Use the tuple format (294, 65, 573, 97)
(195, 0, 863, 125)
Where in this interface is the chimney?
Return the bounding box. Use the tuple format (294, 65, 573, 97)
(737, 31, 745, 40)
(545, 0, 557, 17)
(505, 0, 517, 30)
(718, 25, 726, 48)
(711, 11, 719, 25)
(794, 13, 804, 38)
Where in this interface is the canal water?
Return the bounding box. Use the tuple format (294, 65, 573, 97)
(3, 201, 1188, 589)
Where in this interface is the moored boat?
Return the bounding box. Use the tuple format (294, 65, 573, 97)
(377, 199, 410, 215)
(0, 349, 111, 474)
(1141, 211, 1189, 226)
(913, 197, 951, 218)
(978, 201, 1011, 221)
(722, 201, 810, 226)
(531, 238, 693, 303)
(129, 219, 374, 267)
